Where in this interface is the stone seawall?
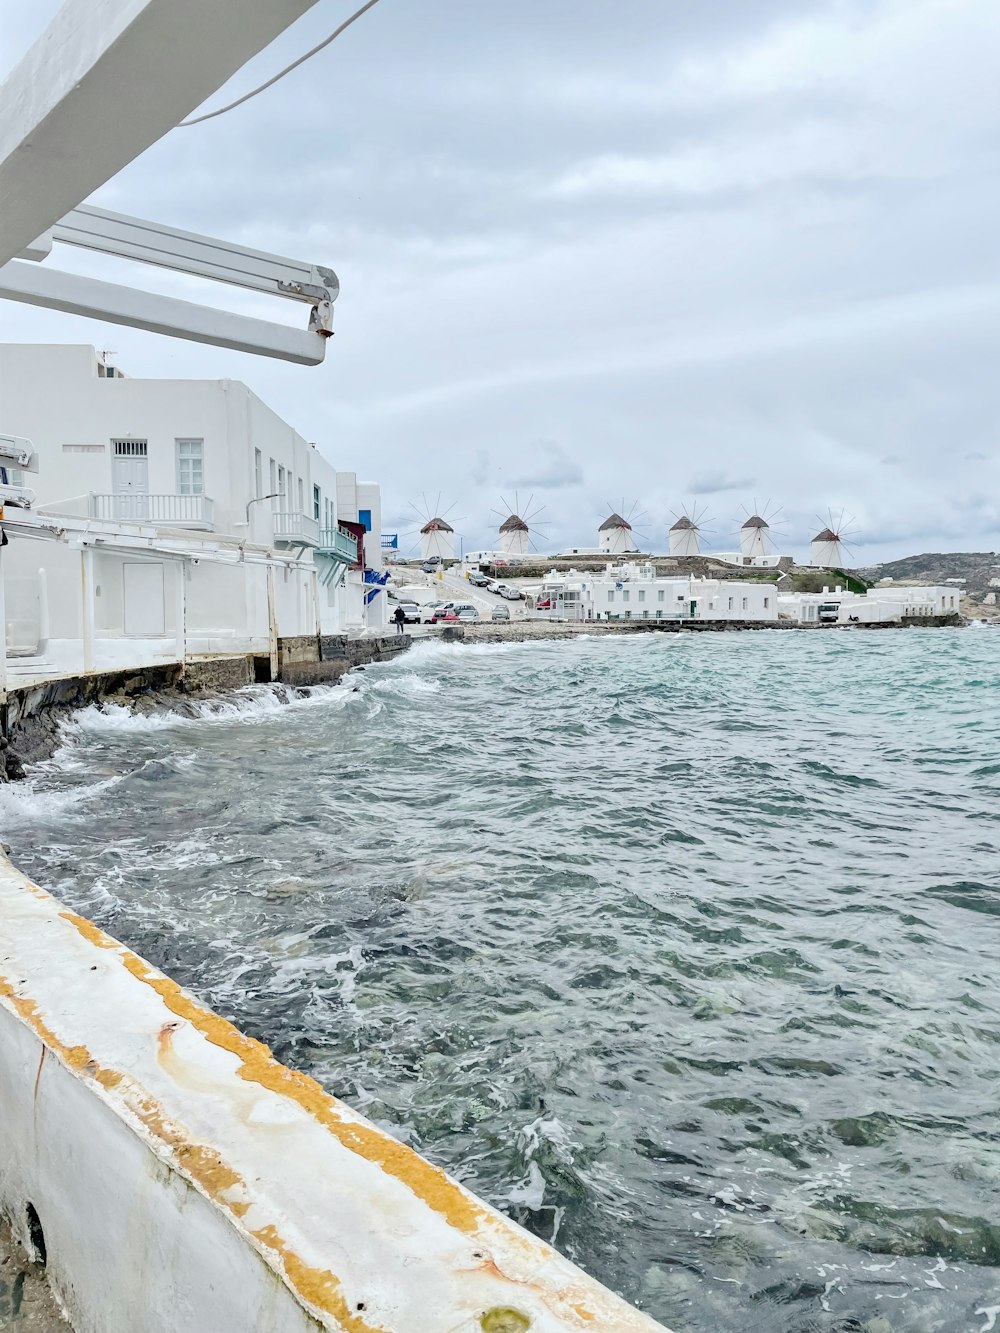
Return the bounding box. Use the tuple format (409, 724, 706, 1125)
(0, 634, 412, 780)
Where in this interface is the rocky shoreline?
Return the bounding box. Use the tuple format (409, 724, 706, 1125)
(0, 635, 411, 783)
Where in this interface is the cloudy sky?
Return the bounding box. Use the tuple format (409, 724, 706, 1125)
(3, 0, 1000, 561)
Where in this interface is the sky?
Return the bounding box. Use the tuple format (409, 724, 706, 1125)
(2, 0, 1000, 563)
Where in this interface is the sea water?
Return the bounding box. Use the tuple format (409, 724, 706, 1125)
(3, 628, 999, 1332)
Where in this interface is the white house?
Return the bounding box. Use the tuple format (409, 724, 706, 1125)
(777, 585, 960, 625)
(535, 562, 779, 623)
(0, 344, 385, 681)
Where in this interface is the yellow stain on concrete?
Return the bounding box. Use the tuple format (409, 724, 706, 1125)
(3, 895, 625, 1331)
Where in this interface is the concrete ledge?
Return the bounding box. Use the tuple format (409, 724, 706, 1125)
(0, 857, 664, 1333)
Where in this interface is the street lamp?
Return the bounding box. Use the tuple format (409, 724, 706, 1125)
(245, 492, 279, 525)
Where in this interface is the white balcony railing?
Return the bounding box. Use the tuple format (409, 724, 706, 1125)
(273, 511, 320, 546)
(89, 493, 214, 529)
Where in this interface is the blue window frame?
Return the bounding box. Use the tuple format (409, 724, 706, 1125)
(358, 508, 372, 532)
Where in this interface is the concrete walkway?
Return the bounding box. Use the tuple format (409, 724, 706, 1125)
(0, 1221, 69, 1330)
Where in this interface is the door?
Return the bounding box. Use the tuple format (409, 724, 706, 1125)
(123, 562, 165, 636)
(111, 439, 149, 519)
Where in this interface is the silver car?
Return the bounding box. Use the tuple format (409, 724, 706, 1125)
(491, 605, 510, 621)
(456, 607, 480, 622)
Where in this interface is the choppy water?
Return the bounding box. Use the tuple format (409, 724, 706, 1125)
(3, 628, 1000, 1332)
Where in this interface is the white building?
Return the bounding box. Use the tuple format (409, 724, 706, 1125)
(536, 562, 778, 623)
(498, 513, 530, 557)
(809, 527, 845, 567)
(777, 585, 960, 625)
(420, 516, 455, 563)
(598, 512, 638, 555)
(0, 344, 385, 680)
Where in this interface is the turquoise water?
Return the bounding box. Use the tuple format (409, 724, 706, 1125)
(4, 628, 1000, 1331)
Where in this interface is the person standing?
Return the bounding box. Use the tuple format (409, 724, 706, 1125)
(393, 604, 406, 635)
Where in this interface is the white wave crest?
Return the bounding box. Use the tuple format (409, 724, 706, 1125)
(62, 682, 354, 738)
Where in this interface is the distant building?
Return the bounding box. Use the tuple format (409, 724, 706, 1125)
(534, 562, 778, 623)
(598, 512, 638, 555)
(419, 516, 455, 563)
(778, 585, 960, 625)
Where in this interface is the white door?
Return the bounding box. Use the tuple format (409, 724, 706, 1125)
(123, 562, 165, 636)
(112, 439, 149, 519)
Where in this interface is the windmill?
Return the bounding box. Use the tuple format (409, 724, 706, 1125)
(737, 499, 784, 562)
(810, 508, 859, 568)
(402, 493, 464, 561)
(667, 503, 711, 557)
(491, 494, 548, 557)
(598, 499, 649, 555)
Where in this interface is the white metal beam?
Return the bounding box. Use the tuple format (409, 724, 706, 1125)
(52, 207, 340, 308)
(0, 260, 327, 365)
(0, 0, 323, 265)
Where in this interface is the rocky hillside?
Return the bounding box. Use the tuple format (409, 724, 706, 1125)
(858, 551, 1000, 618)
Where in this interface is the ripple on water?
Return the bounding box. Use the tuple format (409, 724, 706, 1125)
(5, 628, 1000, 1333)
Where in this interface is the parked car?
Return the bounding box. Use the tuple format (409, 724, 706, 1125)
(429, 608, 458, 623)
(535, 599, 551, 610)
(491, 605, 510, 621)
(468, 572, 490, 587)
(420, 562, 438, 573)
(422, 602, 447, 622)
(500, 585, 523, 600)
(395, 601, 421, 623)
(456, 607, 480, 622)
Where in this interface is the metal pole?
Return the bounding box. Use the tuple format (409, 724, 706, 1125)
(81, 546, 95, 673)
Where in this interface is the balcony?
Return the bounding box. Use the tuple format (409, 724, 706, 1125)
(318, 526, 358, 562)
(89, 493, 214, 529)
(314, 525, 359, 586)
(272, 511, 320, 547)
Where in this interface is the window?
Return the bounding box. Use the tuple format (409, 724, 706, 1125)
(277, 465, 286, 504)
(358, 508, 372, 532)
(763, 596, 769, 609)
(313, 484, 321, 521)
(63, 442, 105, 453)
(269, 458, 277, 508)
(657, 590, 665, 602)
(608, 591, 615, 603)
(113, 438, 147, 457)
(742, 597, 748, 611)
(255, 449, 262, 497)
(728, 596, 734, 610)
(176, 439, 204, 495)
(622, 590, 630, 603)
(638, 590, 645, 603)
(297, 477, 304, 513)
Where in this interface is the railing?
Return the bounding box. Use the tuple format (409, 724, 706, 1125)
(89, 493, 214, 528)
(273, 511, 320, 546)
(318, 526, 358, 562)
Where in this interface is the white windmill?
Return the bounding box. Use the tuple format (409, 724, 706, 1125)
(492, 495, 547, 558)
(597, 501, 647, 555)
(404, 494, 462, 561)
(810, 510, 859, 567)
(736, 501, 784, 563)
(667, 504, 710, 557)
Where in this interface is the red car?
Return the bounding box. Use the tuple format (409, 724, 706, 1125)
(429, 608, 460, 624)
